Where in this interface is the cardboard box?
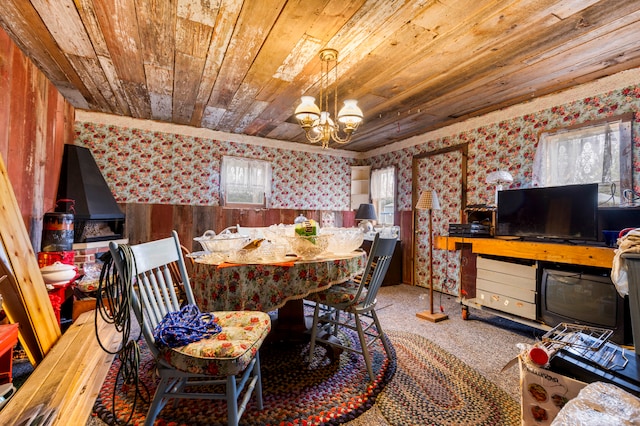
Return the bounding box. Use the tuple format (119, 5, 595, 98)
(519, 354, 587, 425)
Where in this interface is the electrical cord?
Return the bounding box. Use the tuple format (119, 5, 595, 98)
(95, 246, 149, 425)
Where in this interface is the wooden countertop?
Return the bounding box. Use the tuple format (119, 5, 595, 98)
(434, 236, 615, 268)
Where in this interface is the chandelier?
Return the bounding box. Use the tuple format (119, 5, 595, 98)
(294, 48, 363, 148)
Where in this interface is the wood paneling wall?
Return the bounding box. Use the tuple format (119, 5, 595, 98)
(0, 27, 75, 250)
(122, 204, 414, 284)
(123, 203, 355, 249)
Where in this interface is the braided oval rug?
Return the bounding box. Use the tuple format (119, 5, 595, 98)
(377, 330, 520, 426)
(94, 326, 394, 426)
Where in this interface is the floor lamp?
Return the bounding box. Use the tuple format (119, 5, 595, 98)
(415, 190, 449, 323)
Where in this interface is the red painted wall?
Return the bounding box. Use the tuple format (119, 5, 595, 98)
(0, 27, 75, 249)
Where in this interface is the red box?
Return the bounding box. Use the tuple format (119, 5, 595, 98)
(38, 251, 75, 268)
(0, 323, 19, 384)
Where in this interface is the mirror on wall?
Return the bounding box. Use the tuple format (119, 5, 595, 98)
(532, 113, 633, 207)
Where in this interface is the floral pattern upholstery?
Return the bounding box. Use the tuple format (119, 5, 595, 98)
(306, 280, 367, 306)
(191, 252, 366, 312)
(158, 311, 271, 376)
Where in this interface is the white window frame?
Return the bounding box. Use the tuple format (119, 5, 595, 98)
(371, 166, 395, 225)
(220, 156, 272, 208)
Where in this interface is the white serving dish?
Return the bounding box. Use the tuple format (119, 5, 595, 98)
(323, 227, 364, 255)
(40, 261, 77, 284)
(194, 230, 250, 253)
(286, 234, 330, 259)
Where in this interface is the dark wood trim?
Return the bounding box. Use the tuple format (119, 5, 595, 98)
(410, 143, 469, 285)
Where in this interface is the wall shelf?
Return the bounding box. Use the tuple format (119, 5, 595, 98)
(350, 166, 371, 210)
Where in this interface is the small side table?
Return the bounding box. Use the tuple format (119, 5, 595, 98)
(0, 323, 19, 385)
(47, 280, 76, 326)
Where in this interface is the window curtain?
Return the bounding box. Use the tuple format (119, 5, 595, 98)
(371, 167, 395, 224)
(533, 122, 620, 188)
(221, 156, 271, 205)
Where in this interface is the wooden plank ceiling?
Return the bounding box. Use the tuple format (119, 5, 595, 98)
(2, 0, 640, 152)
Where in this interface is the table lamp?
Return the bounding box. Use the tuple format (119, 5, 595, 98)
(486, 170, 513, 205)
(355, 203, 377, 233)
(415, 190, 448, 323)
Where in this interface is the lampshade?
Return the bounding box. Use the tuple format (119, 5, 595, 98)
(486, 170, 513, 184)
(415, 190, 440, 210)
(294, 96, 321, 126)
(337, 99, 364, 128)
(486, 170, 513, 205)
(355, 203, 377, 220)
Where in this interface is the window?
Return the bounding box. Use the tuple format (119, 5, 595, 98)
(220, 156, 271, 207)
(533, 115, 632, 206)
(371, 167, 395, 225)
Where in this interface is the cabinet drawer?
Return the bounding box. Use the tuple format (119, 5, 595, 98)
(476, 278, 536, 303)
(476, 289, 537, 320)
(477, 256, 536, 280)
(476, 268, 536, 291)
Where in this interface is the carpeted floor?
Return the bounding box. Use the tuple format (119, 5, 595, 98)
(94, 325, 394, 425)
(83, 283, 542, 425)
(339, 284, 541, 426)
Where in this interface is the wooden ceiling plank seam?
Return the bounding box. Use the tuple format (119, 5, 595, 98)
(135, 0, 177, 68)
(29, 0, 95, 57)
(356, 40, 640, 144)
(339, 0, 579, 113)
(172, 17, 213, 123)
(296, 0, 554, 120)
(0, 0, 93, 105)
(92, 0, 150, 118)
(172, 52, 206, 124)
(344, 2, 620, 121)
(355, 0, 640, 128)
(297, 0, 419, 99)
(522, 8, 640, 66)
(207, 0, 287, 110)
(189, 0, 244, 127)
(75, 0, 111, 57)
(65, 54, 116, 112)
(217, 82, 260, 131)
(221, 0, 336, 132)
(176, 0, 219, 27)
(145, 63, 174, 120)
(134, 0, 177, 120)
(96, 55, 133, 116)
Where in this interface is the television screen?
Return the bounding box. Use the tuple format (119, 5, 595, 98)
(496, 183, 599, 241)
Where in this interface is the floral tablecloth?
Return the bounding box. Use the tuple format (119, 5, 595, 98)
(191, 251, 367, 312)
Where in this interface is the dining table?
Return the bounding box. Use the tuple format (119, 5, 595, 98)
(190, 250, 367, 340)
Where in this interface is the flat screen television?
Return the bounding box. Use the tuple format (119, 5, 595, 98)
(496, 183, 599, 241)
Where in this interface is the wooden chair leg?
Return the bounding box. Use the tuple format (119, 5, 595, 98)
(226, 374, 239, 426)
(353, 313, 374, 380)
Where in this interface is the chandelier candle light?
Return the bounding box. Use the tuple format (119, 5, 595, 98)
(415, 190, 448, 323)
(294, 49, 364, 148)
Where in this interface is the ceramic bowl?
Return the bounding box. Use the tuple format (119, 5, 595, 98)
(286, 234, 330, 259)
(40, 261, 77, 284)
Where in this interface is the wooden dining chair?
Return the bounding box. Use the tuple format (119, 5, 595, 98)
(109, 231, 271, 426)
(306, 233, 396, 380)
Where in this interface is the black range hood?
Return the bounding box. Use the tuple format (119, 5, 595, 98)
(56, 144, 125, 243)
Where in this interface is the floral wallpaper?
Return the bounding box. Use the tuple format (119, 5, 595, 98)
(75, 76, 640, 296)
(75, 123, 355, 210)
(371, 84, 640, 212)
(370, 82, 640, 295)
